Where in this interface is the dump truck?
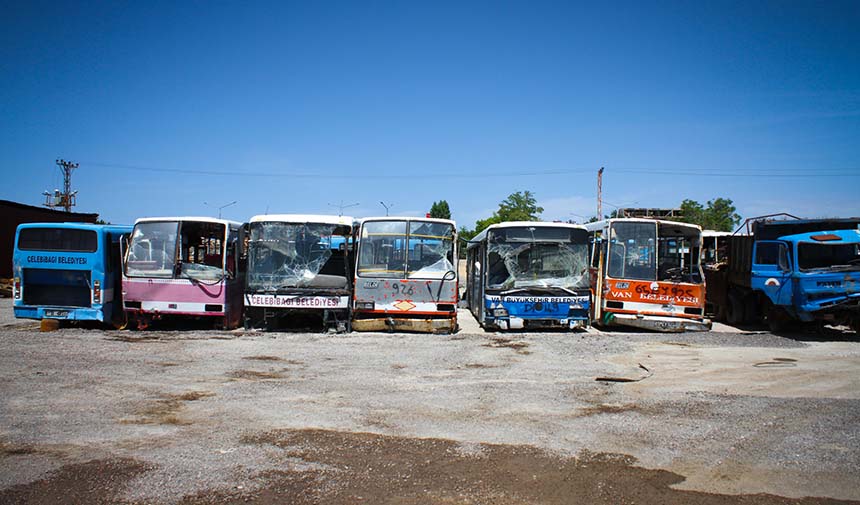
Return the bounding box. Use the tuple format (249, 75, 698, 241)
(705, 216, 860, 332)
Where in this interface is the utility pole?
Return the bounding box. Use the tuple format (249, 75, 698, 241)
(43, 159, 79, 212)
(597, 167, 604, 220)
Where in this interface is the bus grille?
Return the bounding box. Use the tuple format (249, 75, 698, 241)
(22, 268, 92, 308)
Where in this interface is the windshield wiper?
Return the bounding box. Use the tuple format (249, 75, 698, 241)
(827, 264, 860, 271)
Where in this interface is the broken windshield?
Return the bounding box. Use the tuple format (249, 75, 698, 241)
(485, 226, 589, 291)
(247, 222, 350, 290)
(357, 220, 455, 279)
(406, 221, 455, 279)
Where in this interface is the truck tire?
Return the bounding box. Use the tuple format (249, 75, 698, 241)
(764, 304, 789, 333)
(726, 292, 744, 326)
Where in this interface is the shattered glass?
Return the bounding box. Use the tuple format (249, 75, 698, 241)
(357, 220, 455, 279)
(247, 222, 349, 291)
(486, 226, 589, 290)
(406, 222, 455, 279)
(180, 262, 224, 282)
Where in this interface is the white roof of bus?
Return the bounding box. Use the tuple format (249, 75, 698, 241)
(702, 230, 732, 237)
(249, 214, 354, 226)
(469, 221, 587, 246)
(134, 216, 242, 227)
(582, 217, 702, 232)
(360, 216, 456, 226)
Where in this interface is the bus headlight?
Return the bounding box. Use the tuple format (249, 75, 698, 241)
(355, 301, 374, 310)
(493, 307, 508, 317)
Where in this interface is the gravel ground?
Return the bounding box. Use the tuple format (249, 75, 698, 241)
(1, 298, 858, 504)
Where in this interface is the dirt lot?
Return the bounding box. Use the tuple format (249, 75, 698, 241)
(1, 299, 859, 504)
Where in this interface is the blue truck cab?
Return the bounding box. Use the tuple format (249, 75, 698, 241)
(752, 229, 860, 324)
(709, 218, 860, 332)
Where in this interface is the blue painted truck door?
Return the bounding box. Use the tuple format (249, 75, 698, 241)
(751, 240, 793, 307)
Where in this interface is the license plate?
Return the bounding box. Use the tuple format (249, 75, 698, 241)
(45, 310, 69, 318)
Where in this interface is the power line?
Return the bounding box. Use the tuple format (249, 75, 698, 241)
(81, 161, 860, 179)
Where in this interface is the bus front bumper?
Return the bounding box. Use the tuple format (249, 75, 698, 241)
(605, 312, 712, 332)
(491, 316, 588, 331)
(352, 314, 457, 334)
(13, 305, 102, 321)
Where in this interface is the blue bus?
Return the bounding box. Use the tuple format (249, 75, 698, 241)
(12, 222, 133, 325)
(466, 222, 591, 330)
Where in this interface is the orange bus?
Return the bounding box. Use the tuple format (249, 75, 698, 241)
(584, 218, 711, 332)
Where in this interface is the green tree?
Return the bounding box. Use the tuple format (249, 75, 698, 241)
(679, 198, 741, 232)
(679, 199, 705, 227)
(458, 226, 477, 242)
(703, 197, 741, 232)
(429, 200, 451, 220)
(462, 191, 544, 240)
(496, 191, 543, 222)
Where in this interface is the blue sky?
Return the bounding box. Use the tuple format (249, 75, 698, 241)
(2, 1, 859, 229)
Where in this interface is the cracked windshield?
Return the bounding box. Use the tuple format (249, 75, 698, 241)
(486, 226, 589, 291)
(358, 221, 455, 279)
(248, 222, 350, 290)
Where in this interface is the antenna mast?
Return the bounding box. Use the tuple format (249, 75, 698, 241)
(43, 159, 79, 212)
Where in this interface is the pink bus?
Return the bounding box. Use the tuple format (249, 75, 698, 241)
(122, 217, 245, 329)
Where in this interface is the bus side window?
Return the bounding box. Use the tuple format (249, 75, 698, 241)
(226, 239, 236, 278)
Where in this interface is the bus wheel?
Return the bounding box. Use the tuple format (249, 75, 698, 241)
(851, 317, 860, 335)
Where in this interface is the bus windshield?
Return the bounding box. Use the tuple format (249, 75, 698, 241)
(486, 226, 589, 290)
(126, 221, 227, 281)
(247, 222, 350, 290)
(607, 221, 701, 282)
(358, 221, 455, 279)
(126, 222, 178, 278)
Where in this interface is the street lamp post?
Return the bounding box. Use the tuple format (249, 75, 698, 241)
(204, 200, 238, 219)
(327, 200, 359, 217)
